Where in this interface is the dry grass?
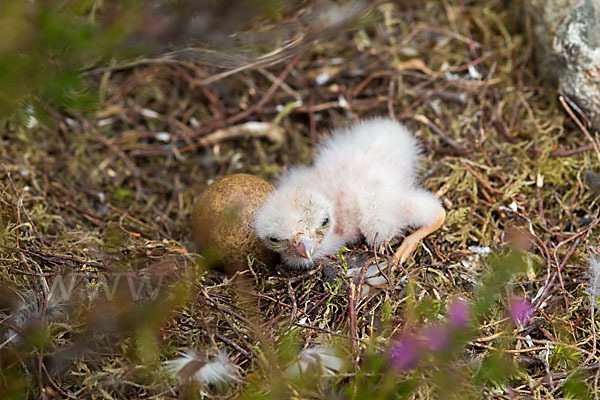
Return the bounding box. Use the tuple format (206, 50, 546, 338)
(1, 0, 600, 398)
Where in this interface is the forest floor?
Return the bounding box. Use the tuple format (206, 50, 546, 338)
(1, 1, 599, 399)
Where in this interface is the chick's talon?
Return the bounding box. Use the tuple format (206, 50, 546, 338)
(394, 237, 421, 264)
(393, 206, 446, 264)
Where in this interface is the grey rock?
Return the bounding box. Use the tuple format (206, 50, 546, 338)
(525, 0, 600, 129)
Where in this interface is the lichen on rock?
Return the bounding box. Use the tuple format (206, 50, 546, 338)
(525, 0, 600, 129)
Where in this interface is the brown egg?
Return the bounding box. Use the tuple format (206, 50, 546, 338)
(192, 174, 278, 274)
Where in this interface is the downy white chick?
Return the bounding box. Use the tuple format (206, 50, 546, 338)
(253, 117, 445, 268)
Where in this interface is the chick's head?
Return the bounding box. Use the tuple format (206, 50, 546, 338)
(253, 186, 336, 268)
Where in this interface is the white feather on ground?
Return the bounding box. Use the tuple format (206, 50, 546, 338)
(164, 350, 242, 391)
(345, 262, 395, 297)
(254, 117, 444, 268)
(285, 345, 345, 378)
(0, 285, 70, 349)
(587, 256, 600, 307)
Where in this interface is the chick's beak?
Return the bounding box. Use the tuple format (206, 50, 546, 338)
(294, 237, 317, 261)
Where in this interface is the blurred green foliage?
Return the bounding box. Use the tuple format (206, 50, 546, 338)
(474, 250, 528, 320)
(0, 364, 29, 400)
(232, 250, 541, 399)
(0, 0, 141, 121)
(562, 373, 593, 400)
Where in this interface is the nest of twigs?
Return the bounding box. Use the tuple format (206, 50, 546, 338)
(1, 0, 600, 399)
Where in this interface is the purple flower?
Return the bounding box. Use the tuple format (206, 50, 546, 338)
(509, 298, 534, 326)
(423, 325, 451, 353)
(390, 335, 420, 371)
(448, 298, 470, 329)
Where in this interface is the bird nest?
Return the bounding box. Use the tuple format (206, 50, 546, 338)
(1, 0, 599, 398)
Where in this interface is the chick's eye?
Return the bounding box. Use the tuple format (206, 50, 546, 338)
(321, 217, 330, 227)
(267, 236, 280, 244)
